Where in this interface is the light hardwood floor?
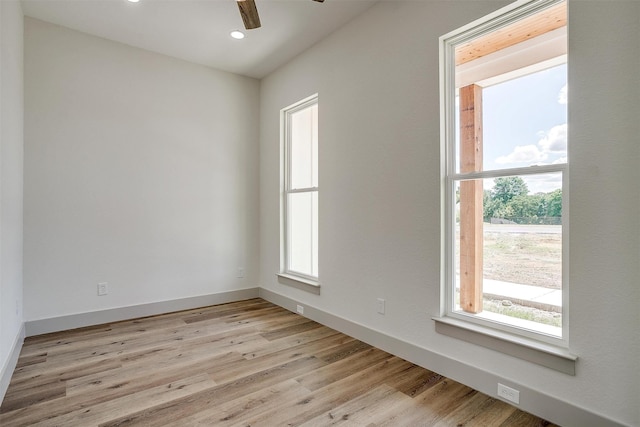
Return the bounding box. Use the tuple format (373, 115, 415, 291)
(0, 299, 556, 426)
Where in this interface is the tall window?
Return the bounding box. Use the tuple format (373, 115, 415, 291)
(282, 95, 319, 282)
(441, 0, 567, 345)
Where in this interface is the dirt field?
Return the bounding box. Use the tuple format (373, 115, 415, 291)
(456, 224, 562, 289)
(455, 224, 563, 325)
(483, 226, 562, 289)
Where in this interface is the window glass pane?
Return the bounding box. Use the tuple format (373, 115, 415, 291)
(455, 64, 567, 173)
(444, 1, 568, 344)
(290, 104, 318, 189)
(454, 173, 562, 336)
(287, 191, 318, 277)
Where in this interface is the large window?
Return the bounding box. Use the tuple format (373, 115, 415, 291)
(440, 0, 568, 347)
(281, 95, 319, 282)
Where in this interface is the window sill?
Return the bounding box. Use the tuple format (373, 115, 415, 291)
(433, 315, 577, 375)
(277, 274, 321, 295)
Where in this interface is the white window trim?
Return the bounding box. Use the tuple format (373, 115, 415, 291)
(280, 94, 320, 290)
(276, 273, 320, 295)
(436, 0, 576, 372)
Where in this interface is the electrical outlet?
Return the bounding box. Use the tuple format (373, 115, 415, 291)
(98, 282, 108, 296)
(296, 305, 304, 315)
(377, 298, 385, 315)
(497, 383, 520, 404)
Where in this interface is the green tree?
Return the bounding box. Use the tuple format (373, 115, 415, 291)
(509, 193, 543, 220)
(491, 203, 515, 220)
(490, 177, 529, 204)
(483, 177, 561, 222)
(484, 197, 504, 220)
(544, 189, 563, 217)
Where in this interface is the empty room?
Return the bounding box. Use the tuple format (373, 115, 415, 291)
(0, 0, 638, 425)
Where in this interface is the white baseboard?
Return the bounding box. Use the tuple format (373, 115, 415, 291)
(25, 288, 260, 337)
(259, 287, 625, 427)
(14, 287, 626, 426)
(1, 323, 25, 404)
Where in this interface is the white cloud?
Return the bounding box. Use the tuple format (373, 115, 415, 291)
(552, 156, 568, 164)
(558, 84, 568, 104)
(495, 144, 547, 164)
(524, 172, 563, 194)
(538, 123, 567, 153)
(494, 123, 567, 166)
(490, 82, 567, 167)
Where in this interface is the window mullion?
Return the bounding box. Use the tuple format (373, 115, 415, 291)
(452, 163, 566, 181)
(287, 187, 319, 194)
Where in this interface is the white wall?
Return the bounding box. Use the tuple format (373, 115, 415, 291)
(0, 0, 24, 399)
(24, 18, 260, 321)
(259, 1, 639, 425)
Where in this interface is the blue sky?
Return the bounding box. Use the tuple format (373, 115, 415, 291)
(483, 64, 567, 172)
(465, 63, 568, 194)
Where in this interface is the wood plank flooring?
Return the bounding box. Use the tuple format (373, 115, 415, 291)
(0, 298, 557, 426)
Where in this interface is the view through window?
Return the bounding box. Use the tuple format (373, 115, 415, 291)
(443, 0, 567, 342)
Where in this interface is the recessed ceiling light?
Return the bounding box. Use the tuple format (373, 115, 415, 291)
(230, 30, 245, 40)
(127, 0, 140, 3)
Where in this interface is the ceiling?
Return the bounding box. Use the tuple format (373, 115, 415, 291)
(21, 0, 377, 79)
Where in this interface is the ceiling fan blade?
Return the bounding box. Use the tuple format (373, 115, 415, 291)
(237, 0, 261, 30)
